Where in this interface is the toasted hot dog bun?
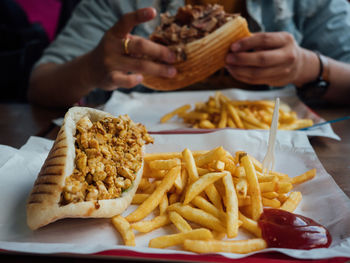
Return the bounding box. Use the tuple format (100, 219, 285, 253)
(27, 107, 150, 230)
(142, 15, 251, 90)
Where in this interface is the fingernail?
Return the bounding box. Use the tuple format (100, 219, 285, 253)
(136, 74, 143, 83)
(226, 54, 235, 64)
(231, 43, 241, 52)
(167, 67, 177, 77)
(141, 8, 154, 20)
(168, 52, 176, 63)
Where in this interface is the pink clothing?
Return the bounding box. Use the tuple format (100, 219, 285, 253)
(15, 0, 61, 41)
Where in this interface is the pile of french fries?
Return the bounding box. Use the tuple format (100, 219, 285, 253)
(111, 146, 316, 254)
(160, 92, 314, 130)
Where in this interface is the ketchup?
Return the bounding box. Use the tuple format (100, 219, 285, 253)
(258, 209, 332, 249)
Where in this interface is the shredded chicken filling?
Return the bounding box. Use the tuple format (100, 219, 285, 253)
(60, 115, 153, 205)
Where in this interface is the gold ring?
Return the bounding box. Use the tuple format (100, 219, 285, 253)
(123, 37, 130, 55)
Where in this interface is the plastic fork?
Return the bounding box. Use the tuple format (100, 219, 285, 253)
(262, 97, 280, 173)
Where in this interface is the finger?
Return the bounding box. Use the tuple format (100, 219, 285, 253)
(226, 64, 292, 85)
(111, 7, 156, 37)
(226, 48, 296, 67)
(116, 56, 177, 78)
(230, 32, 293, 52)
(106, 72, 144, 90)
(128, 36, 176, 63)
(227, 66, 284, 86)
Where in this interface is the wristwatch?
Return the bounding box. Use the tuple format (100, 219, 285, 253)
(297, 51, 330, 103)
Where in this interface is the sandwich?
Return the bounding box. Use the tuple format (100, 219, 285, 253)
(142, 4, 251, 90)
(26, 107, 153, 230)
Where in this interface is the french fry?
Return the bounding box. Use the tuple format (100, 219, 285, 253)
(237, 110, 270, 130)
(191, 196, 226, 221)
(218, 107, 228, 128)
(234, 166, 246, 178)
(259, 181, 276, 193)
(280, 119, 314, 130)
(262, 197, 281, 208)
(183, 172, 226, 205)
(280, 191, 302, 212)
(239, 153, 263, 221)
(214, 160, 225, 171)
(195, 146, 227, 167)
(238, 211, 262, 237)
(212, 231, 227, 240)
(149, 158, 181, 170)
(226, 103, 244, 128)
(199, 120, 216, 129)
(214, 179, 226, 198)
(159, 194, 168, 215)
(278, 193, 289, 203)
(182, 148, 199, 182)
(238, 196, 251, 207)
(126, 166, 180, 222)
(179, 111, 209, 121)
(231, 100, 275, 108)
(131, 215, 171, 233)
(174, 171, 184, 195)
(204, 184, 224, 211)
(169, 211, 192, 232)
(222, 172, 239, 238)
(169, 193, 180, 204)
(112, 215, 135, 246)
(227, 116, 237, 128)
(144, 150, 209, 162)
(142, 180, 161, 194)
(269, 171, 290, 181)
(132, 193, 150, 204)
(262, 192, 279, 199)
(144, 169, 167, 179)
(235, 177, 248, 198)
(214, 91, 222, 108)
(257, 173, 276, 182)
(183, 238, 267, 254)
(248, 155, 263, 173)
(291, 168, 316, 185)
(177, 168, 188, 195)
(160, 104, 191, 123)
(168, 203, 226, 232)
(197, 167, 210, 176)
(276, 181, 293, 194)
(138, 178, 152, 192)
(149, 228, 213, 249)
(242, 120, 261, 130)
(222, 157, 236, 175)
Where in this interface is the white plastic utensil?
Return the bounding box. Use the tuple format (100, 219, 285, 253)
(262, 97, 280, 173)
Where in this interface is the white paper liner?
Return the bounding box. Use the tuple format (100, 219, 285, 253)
(0, 131, 349, 259)
(103, 86, 340, 140)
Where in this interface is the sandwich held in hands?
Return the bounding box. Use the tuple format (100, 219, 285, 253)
(142, 4, 251, 90)
(26, 107, 153, 230)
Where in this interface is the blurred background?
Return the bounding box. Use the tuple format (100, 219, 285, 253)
(1, 0, 349, 103)
(0, 0, 80, 103)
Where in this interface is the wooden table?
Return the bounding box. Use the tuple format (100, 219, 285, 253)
(0, 102, 349, 263)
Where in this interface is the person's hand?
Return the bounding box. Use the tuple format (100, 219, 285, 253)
(92, 7, 177, 91)
(225, 32, 318, 87)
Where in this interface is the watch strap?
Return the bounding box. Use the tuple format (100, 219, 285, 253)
(297, 51, 330, 104)
(315, 51, 330, 82)
(319, 53, 330, 82)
